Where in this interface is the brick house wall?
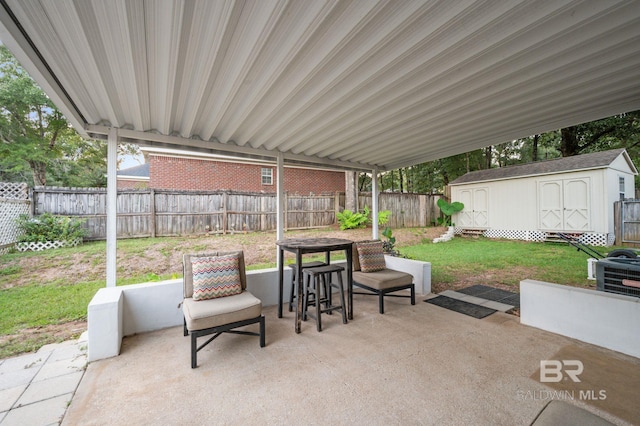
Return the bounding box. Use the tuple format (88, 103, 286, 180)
(148, 155, 344, 194)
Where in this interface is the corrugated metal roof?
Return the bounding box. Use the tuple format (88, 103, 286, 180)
(449, 148, 636, 185)
(1, 0, 639, 171)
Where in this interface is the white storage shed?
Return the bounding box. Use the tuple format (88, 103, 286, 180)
(449, 149, 638, 246)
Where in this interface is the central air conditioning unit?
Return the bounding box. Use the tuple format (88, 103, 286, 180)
(595, 258, 640, 297)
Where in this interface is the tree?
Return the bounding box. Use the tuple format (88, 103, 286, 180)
(0, 46, 140, 187)
(47, 135, 108, 187)
(493, 140, 524, 167)
(0, 45, 73, 186)
(559, 112, 640, 157)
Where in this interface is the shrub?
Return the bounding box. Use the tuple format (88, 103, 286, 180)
(16, 213, 87, 243)
(336, 206, 392, 230)
(377, 209, 392, 226)
(336, 206, 370, 230)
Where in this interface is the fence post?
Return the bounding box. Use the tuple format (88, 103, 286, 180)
(222, 191, 228, 234)
(615, 201, 623, 245)
(334, 192, 340, 225)
(29, 187, 35, 216)
(260, 195, 266, 231)
(150, 189, 156, 238)
(284, 192, 288, 231)
(419, 194, 426, 227)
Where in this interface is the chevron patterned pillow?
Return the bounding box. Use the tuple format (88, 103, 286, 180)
(191, 254, 242, 301)
(356, 240, 386, 273)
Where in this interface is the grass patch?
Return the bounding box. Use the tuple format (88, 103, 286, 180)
(402, 237, 595, 289)
(0, 281, 103, 335)
(0, 333, 70, 359)
(0, 232, 620, 358)
(0, 265, 21, 276)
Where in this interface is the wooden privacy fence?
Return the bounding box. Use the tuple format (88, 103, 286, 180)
(32, 187, 344, 240)
(615, 200, 640, 246)
(30, 187, 443, 240)
(358, 192, 443, 228)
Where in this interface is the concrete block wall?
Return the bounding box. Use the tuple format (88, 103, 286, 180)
(87, 288, 124, 362)
(87, 256, 432, 362)
(520, 279, 640, 359)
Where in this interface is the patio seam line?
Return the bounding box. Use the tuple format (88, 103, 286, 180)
(6, 349, 52, 412)
(0, 334, 87, 425)
(11, 391, 74, 410)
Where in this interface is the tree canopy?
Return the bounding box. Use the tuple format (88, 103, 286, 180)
(367, 111, 640, 194)
(0, 45, 140, 187)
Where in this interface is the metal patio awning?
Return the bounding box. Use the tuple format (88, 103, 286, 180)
(1, 0, 639, 172)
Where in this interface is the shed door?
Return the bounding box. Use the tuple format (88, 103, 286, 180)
(457, 189, 474, 227)
(563, 178, 590, 231)
(472, 188, 488, 227)
(538, 178, 590, 231)
(456, 187, 488, 228)
(539, 181, 563, 229)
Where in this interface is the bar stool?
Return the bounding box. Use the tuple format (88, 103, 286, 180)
(302, 264, 347, 331)
(288, 261, 326, 312)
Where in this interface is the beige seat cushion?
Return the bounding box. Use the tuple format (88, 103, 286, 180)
(183, 290, 262, 331)
(353, 268, 413, 290)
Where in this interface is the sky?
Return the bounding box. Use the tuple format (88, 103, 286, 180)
(119, 153, 144, 170)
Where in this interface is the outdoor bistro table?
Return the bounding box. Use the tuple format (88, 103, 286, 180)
(276, 237, 353, 333)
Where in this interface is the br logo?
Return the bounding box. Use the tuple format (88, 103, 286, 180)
(540, 360, 583, 383)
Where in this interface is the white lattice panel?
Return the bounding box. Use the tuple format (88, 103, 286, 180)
(15, 237, 82, 252)
(0, 198, 31, 253)
(0, 182, 28, 200)
(576, 233, 610, 247)
(484, 229, 548, 242)
(459, 227, 611, 246)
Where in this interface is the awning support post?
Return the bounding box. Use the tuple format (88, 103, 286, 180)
(372, 168, 379, 240)
(276, 152, 285, 267)
(106, 128, 118, 287)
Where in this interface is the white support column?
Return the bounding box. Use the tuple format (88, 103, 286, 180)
(106, 128, 118, 287)
(372, 168, 379, 239)
(276, 153, 285, 265)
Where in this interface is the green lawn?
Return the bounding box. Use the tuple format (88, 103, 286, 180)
(402, 237, 595, 290)
(0, 234, 607, 358)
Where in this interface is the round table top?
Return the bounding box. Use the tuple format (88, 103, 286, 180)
(276, 237, 353, 249)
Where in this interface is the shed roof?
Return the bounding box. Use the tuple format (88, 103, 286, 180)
(449, 148, 638, 185)
(1, 1, 639, 171)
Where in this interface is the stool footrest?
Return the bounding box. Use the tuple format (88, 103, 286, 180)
(302, 265, 348, 331)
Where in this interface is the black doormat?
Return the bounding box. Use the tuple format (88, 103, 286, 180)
(456, 284, 520, 308)
(424, 295, 497, 319)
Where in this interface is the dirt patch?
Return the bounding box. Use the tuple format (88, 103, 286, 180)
(4, 226, 444, 290)
(0, 320, 87, 358)
(0, 226, 448, 357)
(431, 265, 535, 294)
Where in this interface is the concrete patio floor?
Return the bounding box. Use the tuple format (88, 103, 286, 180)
(63, 294, 639, 425)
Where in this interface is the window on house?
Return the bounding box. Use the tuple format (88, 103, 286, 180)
(261, 167, 273, 185)
(619, 176, 625, 201)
